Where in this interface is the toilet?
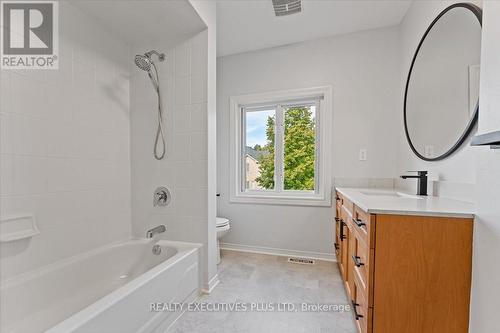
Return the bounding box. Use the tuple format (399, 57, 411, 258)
(216, 217, 231, 264)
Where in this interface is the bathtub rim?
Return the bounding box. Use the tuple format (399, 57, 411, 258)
(45, 238, 201, 333)
(1, 238, 200, 289)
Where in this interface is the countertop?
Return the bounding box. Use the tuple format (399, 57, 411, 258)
(335, 187, 475, 218)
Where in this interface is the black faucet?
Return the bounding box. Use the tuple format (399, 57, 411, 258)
(400, 171, 428, 196)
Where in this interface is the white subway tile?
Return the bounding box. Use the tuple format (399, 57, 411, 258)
(191, 189, 208, 217)
(175, 75, 190, 106)
(151, 161, 175, 188)
(174, 42, 191, 77)
(46, 113, 74, 157)
(162, 48, 175, 78)
(0, 153, 14, 196)
(191, 74, 207, 104)
(0, 113, 13, 154)
(46, 158, 76, 192)
(191, 31, 208, 78)
(170, 161, 193, 188)
(190, 132, 208, 160)
(167, 133, 190, 161)
(13, 156, 47, 195)
(11, 114, 48, 156)
(10, 73, 48, 117)
(190, 103, 207, 132)
(0, 71, 11, 113)
(45, 80, 74, 120)
(173, 104, 191, 133)
(190, 160, 208, 188)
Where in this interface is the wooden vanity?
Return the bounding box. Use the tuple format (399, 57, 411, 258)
(334, 188, 474, 333)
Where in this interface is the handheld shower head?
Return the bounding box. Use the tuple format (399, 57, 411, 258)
(134, 49, 167, 160)
(134, 54, 152, 72)
(134, 50, 165, 72)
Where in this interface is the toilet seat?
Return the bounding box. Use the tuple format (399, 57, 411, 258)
(216, 217, 229, 228)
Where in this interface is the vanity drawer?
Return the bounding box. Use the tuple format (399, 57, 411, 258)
(352, 205, 375, 249)
(335, 191, 354, 215)
(352, 270, 373, 333)
(343, 197, 354, 215)
(351, 232, 374, 305)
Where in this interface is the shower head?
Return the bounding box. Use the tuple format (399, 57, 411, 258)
(134, 50, 165, 72)
(134, 54, 152, 72)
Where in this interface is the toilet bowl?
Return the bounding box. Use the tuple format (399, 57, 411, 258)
(216, 217, 230, 264)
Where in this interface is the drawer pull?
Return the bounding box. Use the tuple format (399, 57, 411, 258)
(351, 300, 364, 320)
(353, 217, 366, 227)
(335, 196, 341, 201)
(352, 255, 364, 267)
(335, 217, 340, 222)
(334, 242, 339, 250)
(340, 220, 347, 241)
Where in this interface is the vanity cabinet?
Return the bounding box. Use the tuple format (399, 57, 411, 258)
(334, 194, 348, 282)
(334, 190, 473, 333)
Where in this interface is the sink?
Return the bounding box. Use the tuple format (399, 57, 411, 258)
(359, 189, 423, 199)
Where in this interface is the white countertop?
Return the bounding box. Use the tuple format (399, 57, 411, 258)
(335, 187, 475, 218)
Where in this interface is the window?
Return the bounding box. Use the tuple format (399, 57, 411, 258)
(229, 87, 332, 206)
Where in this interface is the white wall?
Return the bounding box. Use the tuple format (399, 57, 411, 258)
(217, 27, 401, 257)
(396, 0, 482, 201)
(189, 0, 219, 290)
(469, 1, 500, 331)
(398, 1, 500, 330)
(129, 27, 215, 288)
(0, 1, 131, 279)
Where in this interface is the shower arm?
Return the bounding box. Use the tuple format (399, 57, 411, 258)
(146, 50, 165, 62)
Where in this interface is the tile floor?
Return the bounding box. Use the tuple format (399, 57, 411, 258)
(170, 250, 356, 333)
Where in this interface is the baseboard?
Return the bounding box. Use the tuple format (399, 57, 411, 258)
(219, 242, 336, 262)
(201, 274, 220, 294)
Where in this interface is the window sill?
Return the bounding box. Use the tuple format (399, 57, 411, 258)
(229, 193, 332, 207)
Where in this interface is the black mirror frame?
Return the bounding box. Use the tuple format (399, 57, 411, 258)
(403, 2, 483, 161)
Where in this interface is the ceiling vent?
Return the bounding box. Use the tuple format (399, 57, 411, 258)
(272, 0, 302, 17)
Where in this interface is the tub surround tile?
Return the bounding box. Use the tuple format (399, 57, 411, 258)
(0, 1, 131, 279)
(175, 75, 191, 106)
(175, 41, 191, 77)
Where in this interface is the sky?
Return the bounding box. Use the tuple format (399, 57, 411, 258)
(245, 106, 316, 148)
(245, 109, 274, 147)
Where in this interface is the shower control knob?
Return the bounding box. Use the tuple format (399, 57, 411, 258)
(154, 187, 171, 207)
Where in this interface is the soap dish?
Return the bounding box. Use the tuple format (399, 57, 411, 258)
(0, 214, 40, 243)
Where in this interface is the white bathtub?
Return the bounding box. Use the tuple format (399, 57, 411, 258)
(0, 239, 201, 333)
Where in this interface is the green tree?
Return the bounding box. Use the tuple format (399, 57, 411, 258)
(256, 107, 315, 191)
(255, 116, 276, 189)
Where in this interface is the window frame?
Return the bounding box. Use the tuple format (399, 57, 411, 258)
(229, 86, 332, 206)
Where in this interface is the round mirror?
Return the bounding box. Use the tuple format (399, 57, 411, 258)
(404, 3, 482, 161)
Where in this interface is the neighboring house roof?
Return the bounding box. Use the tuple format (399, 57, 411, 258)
(245, 146, 261, 161)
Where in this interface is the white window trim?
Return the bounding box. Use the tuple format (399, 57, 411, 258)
(229, 86, 332, 207)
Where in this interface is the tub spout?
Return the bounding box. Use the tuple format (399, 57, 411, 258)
(146, 225, 166, 238)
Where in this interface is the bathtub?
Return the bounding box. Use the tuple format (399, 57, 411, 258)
(0, 239, 201, 333)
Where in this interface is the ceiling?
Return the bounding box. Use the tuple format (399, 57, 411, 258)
(73, 0, 206, 47)
(217, 0, 412, 57)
